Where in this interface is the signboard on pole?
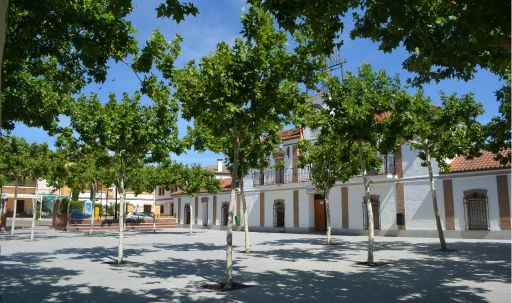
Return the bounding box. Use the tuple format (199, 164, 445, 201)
(84, 200, 93, 215)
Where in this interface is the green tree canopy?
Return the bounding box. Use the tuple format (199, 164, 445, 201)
(319, 63, 411, 264)
(406, 90, 484, 251)
(0, 0, 198, 131)
(252, 0, 510, 83)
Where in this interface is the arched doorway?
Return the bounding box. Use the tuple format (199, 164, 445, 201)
(184, 204, 190, 224)
(274, 200, 285, 228)
(221, 202, 229, 226)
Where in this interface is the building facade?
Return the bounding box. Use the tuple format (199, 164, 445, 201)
(172, 130, 511, 239)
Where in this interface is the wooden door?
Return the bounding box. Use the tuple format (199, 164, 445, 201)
(314, 196, 326, 232)
(222, 203, 229, 226)
(184, 204, 190, 224)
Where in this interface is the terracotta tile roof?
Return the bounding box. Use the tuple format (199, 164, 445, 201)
(375, 111, 392, 122)
(448, 150, 511, 173)
(172, 178, 234, 195)
(278, 128, 301, 140)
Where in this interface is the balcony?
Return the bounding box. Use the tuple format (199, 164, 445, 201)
(368, 154, 396, 175)
(5, 180, 37, 187)
(253, 155, 396, 187)
(253, 167, 311, 186)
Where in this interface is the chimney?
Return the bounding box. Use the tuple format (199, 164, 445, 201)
(217, 159, 223, 172)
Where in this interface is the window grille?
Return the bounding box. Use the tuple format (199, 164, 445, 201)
(463, 190, 489, 230)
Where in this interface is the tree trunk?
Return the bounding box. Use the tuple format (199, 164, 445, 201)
(358, 142, 375, 265)
(153, 187, 156, 233)
(0, 0, 9, 130)
(30, 180, 39, 241)
(0, 185, 6, 231)
(241, 179, 251, 253)
(225, 116, 239, 290)
(324, 188, 332, 245)
(11, 176, 18, 237)
(424, 143, 449, 251)
(189, 196, 193, 235)
(66, 195, 71, 232)
(117, 177, 126, 263)
(89, 183, 96, 236)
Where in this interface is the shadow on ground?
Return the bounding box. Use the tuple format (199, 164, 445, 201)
(1, 235, 510, 302)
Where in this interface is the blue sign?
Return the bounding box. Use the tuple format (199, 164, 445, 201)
(84, 200, 93, 215)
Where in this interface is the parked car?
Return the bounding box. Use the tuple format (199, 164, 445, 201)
(126, 211, 153, 223)
(70, 210, 91, 220)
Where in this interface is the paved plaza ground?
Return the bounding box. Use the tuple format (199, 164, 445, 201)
(0, 227, 510, 302)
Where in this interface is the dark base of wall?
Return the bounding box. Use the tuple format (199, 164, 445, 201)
(179, 224, 511, 240)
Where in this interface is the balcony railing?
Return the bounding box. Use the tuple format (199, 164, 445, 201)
(5, 180, 37, 187)
(253, 155, 396, 187)
(369, 154, 396, 175)
(253, 167, 311, 186)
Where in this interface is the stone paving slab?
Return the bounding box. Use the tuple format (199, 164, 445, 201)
(0, 228, 510, 302)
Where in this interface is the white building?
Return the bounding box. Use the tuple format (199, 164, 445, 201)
(172, 129, 510, 239)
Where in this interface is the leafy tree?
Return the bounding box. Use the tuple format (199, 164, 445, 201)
(174, 7, 309, 288)
(321, 63, 410, 264)
(485, 79, 511, 165)
(253, 0, 510, 171)
(298, 135, 360, 244)
(49, 138, 114, 234)
(252, 0, 510, 83)
(0, 155, 12, 231)
(172, 163, 220, 235)
(126, 162, 165, 232)
(65, 90, 180, 264)
(0, 0, 199, 132)
(0, 135, 49, 238)
(407, 91, 484, 251)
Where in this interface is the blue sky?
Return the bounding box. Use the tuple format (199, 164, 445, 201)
(12, 0, 503, 166)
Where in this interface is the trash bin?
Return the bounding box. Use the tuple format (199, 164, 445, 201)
(235, 215, 240, 226)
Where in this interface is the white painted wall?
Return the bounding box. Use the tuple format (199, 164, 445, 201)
(328, 187, 342, 229)
(404, 179, 439, 230)
(401, 145, 440, 178)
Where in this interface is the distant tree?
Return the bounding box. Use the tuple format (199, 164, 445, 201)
(407, 91, 484, 251)
(0, 136, 49, 238)
(171, 163, 220, 235)
(174, 7, 310, 288)
(485, 79, 511, 165)
(0, 153, 12, 232)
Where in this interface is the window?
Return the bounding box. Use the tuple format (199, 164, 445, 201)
(143, 204, 152, 213)
(160, 205, 164, 214)
(158, 187, 165, 196)
(463, 189, 489, 230)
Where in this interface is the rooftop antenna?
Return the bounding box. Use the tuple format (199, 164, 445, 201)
(326, 47, 346, 82)
(319, 47, 346, 96)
